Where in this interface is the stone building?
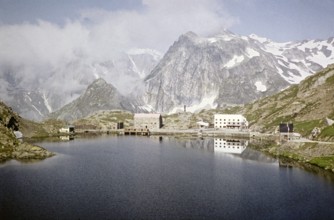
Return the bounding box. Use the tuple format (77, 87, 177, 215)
(59, 125, 75, 133)
(134, 113, 162, 130)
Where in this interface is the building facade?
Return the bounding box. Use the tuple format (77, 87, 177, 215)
(134, 113, 162, 130)
(196, 121, 209, 129)
(59, 125, 75, 133)
(214, 114, 248, 129)
(279, 123, 293, 133)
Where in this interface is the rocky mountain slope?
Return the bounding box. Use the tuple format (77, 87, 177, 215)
(2, 30, 334, 121)
(49, 78, 139, 121)
(144, 30, 334, 113)
(0, 101, 54, 161)
(241, 64, 334, 140)
(162, 64, 334, 140)
(0, 49, 161, 121)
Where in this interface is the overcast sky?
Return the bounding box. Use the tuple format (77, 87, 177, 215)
(1, 0, 334, 94)
(1, 0, 334, 51)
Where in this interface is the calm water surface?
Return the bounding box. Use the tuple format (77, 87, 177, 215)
(1, 136, 334, 220)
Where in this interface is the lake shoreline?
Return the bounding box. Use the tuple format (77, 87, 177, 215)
(248, 138, 334, 173)
(20, 129, 334, 174)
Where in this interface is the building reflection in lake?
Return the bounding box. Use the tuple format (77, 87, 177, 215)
(214, 138, 248, 154)
(59, 136, 74, 141)
(152, 137, 277, 164)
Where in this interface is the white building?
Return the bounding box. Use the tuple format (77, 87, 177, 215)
(196, 121, 209, 129)
(59, 125, 75, 133)
(214, 138, 248, 154)
(214, 114, 248, 129)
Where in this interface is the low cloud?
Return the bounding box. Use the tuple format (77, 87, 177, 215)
(0, 0, 236, 107)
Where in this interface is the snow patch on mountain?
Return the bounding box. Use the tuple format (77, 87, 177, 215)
(249, 34, 269, 43)
(128, 55, 144, 78)
(207, 38, 218, 43)
(138, 104, 155, 112)
(31, 104, 43, 117)
(297, 40, 322, 51)
(42, 93, 52, 113)
(207, 35, 234, 43)
(254, 81, 267, 92)
(307, 52, 333, 68)
(224, 55, 245, 68)
(245, 48, 260, 58)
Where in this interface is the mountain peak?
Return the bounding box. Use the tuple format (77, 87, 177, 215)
(178, 31, 199, 42)
(144, 30, 334, 113)
(212, 29, 235, 37)
(49, 78, 137, 121)
(183, 31, 198, 38)
(86, 78, 112, 92)
(92, 77, 107, 85)
(249, 33, 270, 43)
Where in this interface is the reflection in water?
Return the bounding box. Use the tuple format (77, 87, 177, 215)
(213, 138, 277, 164)
(59, 136, 74, 141)
(214, 138, 248, 154)
(2, 136, 334, 220)
(156, 137, 276, 164)
(155, 136, 214, 152)
(181, 138, 214, 152)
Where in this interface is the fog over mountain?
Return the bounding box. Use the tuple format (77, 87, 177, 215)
(0, 0, 236, 121)
(2, 28, 334, 121)
(1, 1, 334, 121)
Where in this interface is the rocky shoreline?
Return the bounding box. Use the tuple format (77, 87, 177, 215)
(0, 101, 55, 162)
(0, 140, 55, 162)
(249, 139, 334, 173)
(0, 127, 55, 162)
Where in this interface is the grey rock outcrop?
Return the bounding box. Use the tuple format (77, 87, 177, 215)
(144, 31, 334, 113)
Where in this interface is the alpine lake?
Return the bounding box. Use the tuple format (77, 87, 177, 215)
(1, 135, 334, 220)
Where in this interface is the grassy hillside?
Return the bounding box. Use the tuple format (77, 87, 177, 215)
(242, 64, 334, 141)
(19, 118, 66, 138)
(73, 110, 134, 130)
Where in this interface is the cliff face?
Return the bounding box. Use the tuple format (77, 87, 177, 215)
(144, 31, 334, 113)
(0, 101, 54, 161)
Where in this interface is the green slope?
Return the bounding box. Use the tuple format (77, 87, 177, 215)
(243, 64, 334, 141)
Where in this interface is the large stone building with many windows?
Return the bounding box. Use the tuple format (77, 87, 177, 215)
(134, 113, 162, 130)
(214, 114, 248, 129)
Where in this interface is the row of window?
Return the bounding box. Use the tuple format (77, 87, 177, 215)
(214, 142, 242, 146)
(215, 126, 241, 128)
(216, 118, 242, 121)
(215, 122, 242, 125)
(215, 146, 243, 149)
